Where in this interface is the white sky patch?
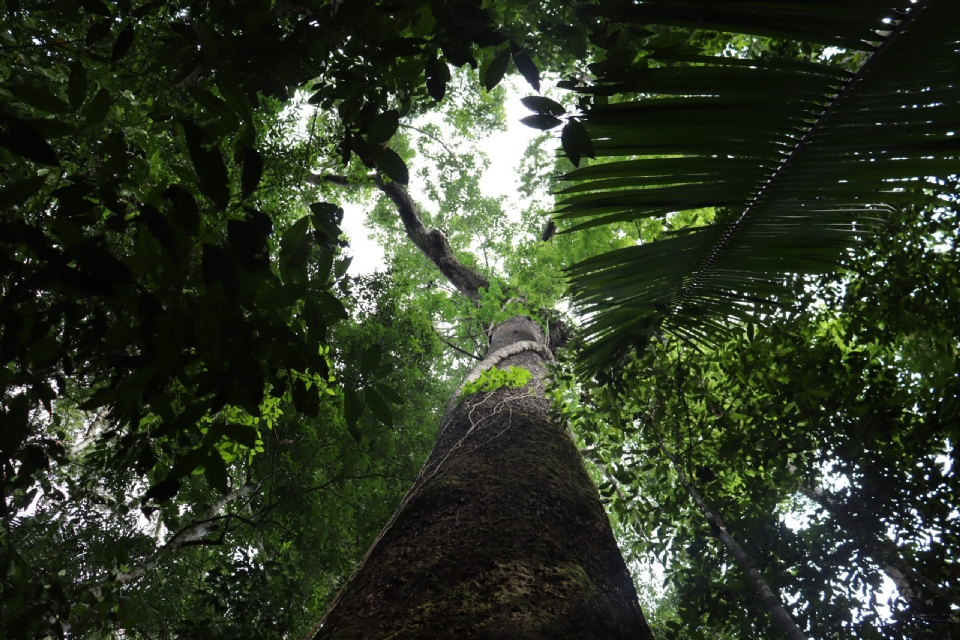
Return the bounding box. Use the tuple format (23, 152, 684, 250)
(476, 78, 543, 209)
(340, 201, 383, 274)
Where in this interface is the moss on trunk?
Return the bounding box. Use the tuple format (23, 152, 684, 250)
(313, 317, 652, 639)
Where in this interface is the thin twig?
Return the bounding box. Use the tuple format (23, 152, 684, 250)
(435, 330, 482, 361)
(399, 123, 457, 158)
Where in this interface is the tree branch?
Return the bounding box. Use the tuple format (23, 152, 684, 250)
(374, 176, 489, 301)
(314, 173, 489, 302)
(113, 482, 258, 583)
(305, 173, 354, 187)
(399, 123, 456, 158)
(435, 329, 482, 361)
(654, 426, 808, 640)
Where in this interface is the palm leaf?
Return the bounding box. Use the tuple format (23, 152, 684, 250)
(562, 0, 960, 373)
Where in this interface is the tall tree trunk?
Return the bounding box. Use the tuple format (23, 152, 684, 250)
(310, 316, 652, 639)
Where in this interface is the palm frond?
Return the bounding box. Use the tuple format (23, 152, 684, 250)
(562, 0, 960, 373)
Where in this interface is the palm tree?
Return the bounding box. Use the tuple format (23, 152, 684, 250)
(556, 0, 959, 373)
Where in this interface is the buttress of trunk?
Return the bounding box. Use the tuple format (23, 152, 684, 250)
(311, 316, 653, 639)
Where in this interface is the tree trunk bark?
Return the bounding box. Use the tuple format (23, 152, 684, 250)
(310, 316, 652, 639)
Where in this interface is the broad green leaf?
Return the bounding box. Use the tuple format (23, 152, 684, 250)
(83, 88, 112, 128)
(376, 383, 404, 405)
(111, 23, 135, 61)
(194, 296, 222, 368)
(365, 388, 393, 427)
(241, 146, 263, 200)
(519, 114, 561, 130)
(68, 61, 88, 109)
(142, 478, 181, 504)
(344, 387, 362, 442)
(520, 96, 565, 116)
(84, 19, 112, 45)
(215, 77, 254, 123)
(483, 47, 510, 92)
(560, 119, 594, 168)
(367, 110, 400, 146)
(8, 84, 71, 114)
(203, 450, 229, 494)
(511, 47, 540, 93)
(0, 394, 30, 462)
(360, 345, 382, 374)
(425, 55, 451, 101)
(181, 120, 230, 210)
(0, 175, 46, 209)
(0, 115, 60, 166)
(219, 423, 258, 448)
(375, 148, 409, 184)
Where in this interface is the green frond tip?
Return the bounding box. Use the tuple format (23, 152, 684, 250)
(560, 0, 960, 376)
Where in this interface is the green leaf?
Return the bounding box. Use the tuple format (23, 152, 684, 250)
(85, 19, 113, 46)
(220, 423, 258, 448)
(375, 148, 409, 184)
(203, 450, 229, 494)
(0, 114, 60, 166)
(0, 394, 30, 462)
(0, 175, 46, 209)
(376, 383, 404, 405)
(483, 47, 510, 92)
(519, 114, 562, 130)
(25, 118, 76, 139)
(83, 88, 112, 128)
(360, 345, 382, 374)
(189, 87, 239, 125)
(561, 119, 594, 168)
(78, 0, 112, 16)
(194, 296, 222, 368)
(344, 387, 362, 442)
(320, 291, 349, 320)
(142, 478, 181, 504)
(181, 120, 230, 210)
(68, 61, 88, 109)
(215, 77, 254, 123)
(367, 110, 400, 146)
(292, 379, 320, 418)
(241, 146, 263, 200)
(279, 215, 311, 283)
(365, 388, 393, 427)
(8, 84, 71, 114)
(520, 96, 565, 116)
(425, 55, 451, 101)
(162, 185, 201, 235)
(111, 23, 135, 61)
(511, 47, 540, 93)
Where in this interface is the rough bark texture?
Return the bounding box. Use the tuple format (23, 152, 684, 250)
(312, 316, 652, 639)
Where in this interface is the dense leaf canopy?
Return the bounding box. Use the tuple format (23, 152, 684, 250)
(2, 0, 958, 638)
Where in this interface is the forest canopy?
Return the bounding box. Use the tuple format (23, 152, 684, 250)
(1, 0, 958, 638)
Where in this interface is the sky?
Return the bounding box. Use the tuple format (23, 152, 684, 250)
(339, 77, 544, 275)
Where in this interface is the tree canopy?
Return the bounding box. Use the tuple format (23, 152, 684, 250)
(2, 0, 958, 638)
